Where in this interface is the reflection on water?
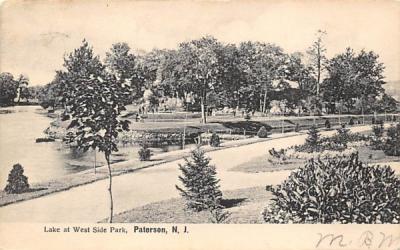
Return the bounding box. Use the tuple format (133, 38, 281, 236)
(0, 106, 190, 187)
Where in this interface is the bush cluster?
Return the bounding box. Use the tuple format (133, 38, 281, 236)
(257, 126, 269, 138)
(268, 148, 288, 165)
(370, 124, 385, 150)
(384, 123, 400, 156)
(324, 119, 331, 129)
(296, 127, 367, 153)
(138, 145, 151, 161)
(4, 164, 30, 194)
(209, 132, 220, 147)
(263, 154, 400, 224)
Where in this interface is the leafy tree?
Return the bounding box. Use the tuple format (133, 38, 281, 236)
(218, 43, 243, 108)
(4, 163, 30, 194)
(59, 39, 106, 106)
(322, 48, 357, 112)
(176, 147, 223, 211)
(322, 48, 386, 113)
(105, 43, 143, 101)
(0, 72, 18, 105)
(376, 93, 398, 113)
(237, 41, 287, 113)
(175, 36, 223, 123)
(353, 50, 386, 114)
(38, 73, 65, 109)
(62, 40, 132, 223)
(16, 74, 30, 103)
(307, 30, 327, 96)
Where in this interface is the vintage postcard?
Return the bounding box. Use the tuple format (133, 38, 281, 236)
(0, 0, 399, 249)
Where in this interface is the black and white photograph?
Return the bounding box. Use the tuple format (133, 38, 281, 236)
(0, 0, 399, 249)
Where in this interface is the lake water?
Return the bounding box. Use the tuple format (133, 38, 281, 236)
(0, 106, 188, 187)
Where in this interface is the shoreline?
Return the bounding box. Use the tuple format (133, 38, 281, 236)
(0, 122, 387, 208)
(0, 131, 298, 207)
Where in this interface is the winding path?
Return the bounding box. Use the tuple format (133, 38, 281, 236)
(0, 126, 376, 222)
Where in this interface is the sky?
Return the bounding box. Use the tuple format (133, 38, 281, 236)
(0, 0, 399, 87)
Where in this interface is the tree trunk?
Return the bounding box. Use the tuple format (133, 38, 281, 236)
(263, 89, 268, 113)
(94, 150, 97, 174)
(200, 87, 207, 123)
(201, 96, 206, 124)
(17, 87, 21, 104)
(105, 154, 113, 223)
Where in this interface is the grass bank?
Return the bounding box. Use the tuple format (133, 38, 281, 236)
(103, 186, 270, 224)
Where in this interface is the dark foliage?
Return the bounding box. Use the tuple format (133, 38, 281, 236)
(348, 117, 355, 126)
(304, 125, 320, 151)
(263, 154, 400, 223)
(176, 148, 223, 211)
(384, 123, 400, 156)
(294, 123, 300, 132)
(209, 132, 221, 147)
(370, 124, 385, 150)
(4, 164, 30, 194)
(257, 126, 269, 138)
(324, 119, 331, 129)
(138, 144, 151, 161)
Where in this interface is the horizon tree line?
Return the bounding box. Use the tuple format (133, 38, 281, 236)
(1, 32, 398, 120)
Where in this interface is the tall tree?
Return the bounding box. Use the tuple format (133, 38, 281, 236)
(307, 30, 327, 96)
(175, 36, 223, 123)
(60, 39, 106, 105)
(353, 49, 386, 114)
(61, 40, 131, 223)
(238, 41, 287, 113)
(16, 74, 29, 104)
(322, 48, 386, 113)
(322, 48, 357, 113)
(218, 43, 243, 108)
(0, 72, 18, 105)
(105, 43, 142, 101)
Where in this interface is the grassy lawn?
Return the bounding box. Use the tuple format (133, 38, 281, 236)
(106, 186, 271, 224)
(229, 156, 305, 173)
(356, 145, 400, 164)
(229, 145, 400, 174)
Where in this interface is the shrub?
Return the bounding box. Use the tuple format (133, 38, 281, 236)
(209, 203, 231, 223)
(348, 117, 355, 126)
(335, 127, 350, 147)
(294, 123, 300, 132)
(372, 124, 384, 138)
(176, 148, 223, 211)
(324, 119, 331, 129)
(4, 164, 30, 194)
(384, 123, 400, 156)
(138, 144, 151, 161)
(305, 126, 320, 151)
(257, 126, 269, 138)
(209, 132, 220, 147)
(370, 124, 385, 150)
(268, 148, 288, 165)
(263, 154, 400, 223)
